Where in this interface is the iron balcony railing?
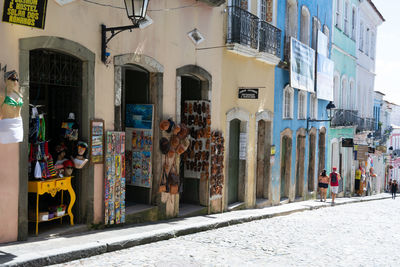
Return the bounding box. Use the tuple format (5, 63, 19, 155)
(227, 6, 281, 57)
(331, 109, 359, 127)
(357, 117, 375, 132)
(227, 6, 259, 49)
(259, 20, 281, 57)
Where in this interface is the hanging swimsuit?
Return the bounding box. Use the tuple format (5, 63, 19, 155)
(0, 87, 23, 144)
(2, 87, 23, 107)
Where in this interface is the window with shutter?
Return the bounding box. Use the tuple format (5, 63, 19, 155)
(283, 86, 294, 119)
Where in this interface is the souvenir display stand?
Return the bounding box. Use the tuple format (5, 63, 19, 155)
(104, 131, 126, 225)
(210, 131, 225, 199)
(27, 105, 86, 234)
(125, 104, 154, 188)
(28, 176, 75, 235)
(182, 100, 211, 180)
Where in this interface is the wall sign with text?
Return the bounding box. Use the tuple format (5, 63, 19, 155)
(238, 88, 259, 99)
(2, 0, 48, 29)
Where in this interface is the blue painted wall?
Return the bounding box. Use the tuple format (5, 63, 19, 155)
(271, 0, 333, 202)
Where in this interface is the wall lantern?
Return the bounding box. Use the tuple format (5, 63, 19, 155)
(307, 101, 336, 130)
(101, 0, 149, 63)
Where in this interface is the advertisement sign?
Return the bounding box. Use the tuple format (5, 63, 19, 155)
(104, 131, 126, 225)
(90, 119, 104, 164)
(317, 31, 328, 57)
(290, 37, 315, 92)
(125, 104, 154, 188)
(2, 0, 48, 29)
(316, 53, 334, 101)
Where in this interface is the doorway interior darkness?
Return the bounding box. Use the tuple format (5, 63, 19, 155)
(228, 119, 240, 204)
(28, 49, 83, 232)
(122, 65, 151, 205)
(180, 75, 202, 204)
(280, 135, 291, 200)
(256, 120, 271, 200)
(295, 134, 305, 198)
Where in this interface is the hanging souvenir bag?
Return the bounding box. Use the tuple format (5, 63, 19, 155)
(168, 163, 179, 194)
(159, 170, 167, 193)
(34, 161, 42, 179)
(159, 155, 168, 193)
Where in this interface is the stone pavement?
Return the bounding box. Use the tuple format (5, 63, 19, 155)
(0, 193, 392, 267)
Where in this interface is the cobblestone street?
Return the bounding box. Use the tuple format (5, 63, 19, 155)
(54, 197, 399, 267)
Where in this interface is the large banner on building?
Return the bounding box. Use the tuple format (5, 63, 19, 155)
(290, 37, 315, 92)
(316, 53, 334, 101)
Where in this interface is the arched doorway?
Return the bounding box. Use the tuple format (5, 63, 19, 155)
(114, 54, 164, 219)
(225, 108, 249, 208)
(28, 49, 83, 234)
(176, 65, 211, 211)
(308, 128, 317, 192)
(255, 111, 273, 205)
(19, 36, 95, 240)
(228, 119, 241, 204)
(121, 65, 152, 206)
(280, 129, 292, 201)
(318, 127, 326, 175)
(295, 129, 306, 199)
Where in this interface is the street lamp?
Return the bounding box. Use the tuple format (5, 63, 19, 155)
(101, 0, 150, 63)
(307, 101, 336, 130)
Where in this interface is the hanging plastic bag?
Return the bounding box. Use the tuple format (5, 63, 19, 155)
(34, 161, 42, 179)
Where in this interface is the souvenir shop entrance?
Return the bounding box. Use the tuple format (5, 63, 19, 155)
(180, 75, 203, 205)
(122, 65, 152, 207)
(28, 49, 84, 235)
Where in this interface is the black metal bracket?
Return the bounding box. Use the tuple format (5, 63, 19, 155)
(306, 117, 331, 131)
(101, 24, 139, 63)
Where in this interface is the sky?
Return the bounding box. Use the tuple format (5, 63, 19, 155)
(373, 0, 400, 104)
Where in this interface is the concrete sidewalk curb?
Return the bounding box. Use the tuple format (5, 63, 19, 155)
(1, 194, 393, 267)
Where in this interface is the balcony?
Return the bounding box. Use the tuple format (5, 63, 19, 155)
(198, 0, 225, 6)
(357, 117, 375, 132)
(331, 109, 359, 127)
(258, 20, 281, 58)
(226, 6, 281, 65)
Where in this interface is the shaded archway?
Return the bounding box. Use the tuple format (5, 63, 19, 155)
(225, 108, 250, 208)
(19, 36, 95, 240)
(176, 65, 212, 207)
(308, 128, 317, 192)
(114, 53, 164, 206)
(318, 127, 326, 175)
(255, 110, 273, 205)
(280, 128, 292, 201)
(295, 128, 306, 198)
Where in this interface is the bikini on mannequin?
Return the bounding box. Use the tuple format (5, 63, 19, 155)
(0, 70, 23, 144)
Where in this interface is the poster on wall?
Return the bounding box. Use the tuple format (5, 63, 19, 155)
(239, 133, 247, 160)
(125, 104, 154, 188)
(316, 53, 334, 101)
(2, 0, 48, 29)
(104, 131, 125, 225)
(290, 37, 315, 92)
(90, 119, 104, 163)
(126, 128, 153, 187)
(126, 104, 153, 129)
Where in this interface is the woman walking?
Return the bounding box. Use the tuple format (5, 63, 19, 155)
(391, 180, 398, 200)
(318, 169, 329, 202)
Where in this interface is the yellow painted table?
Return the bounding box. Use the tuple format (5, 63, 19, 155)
(28, 176, 76, 235)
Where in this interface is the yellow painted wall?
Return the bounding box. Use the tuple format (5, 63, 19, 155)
(0, 0, 225, 242)
(220, 50, 275, 207)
